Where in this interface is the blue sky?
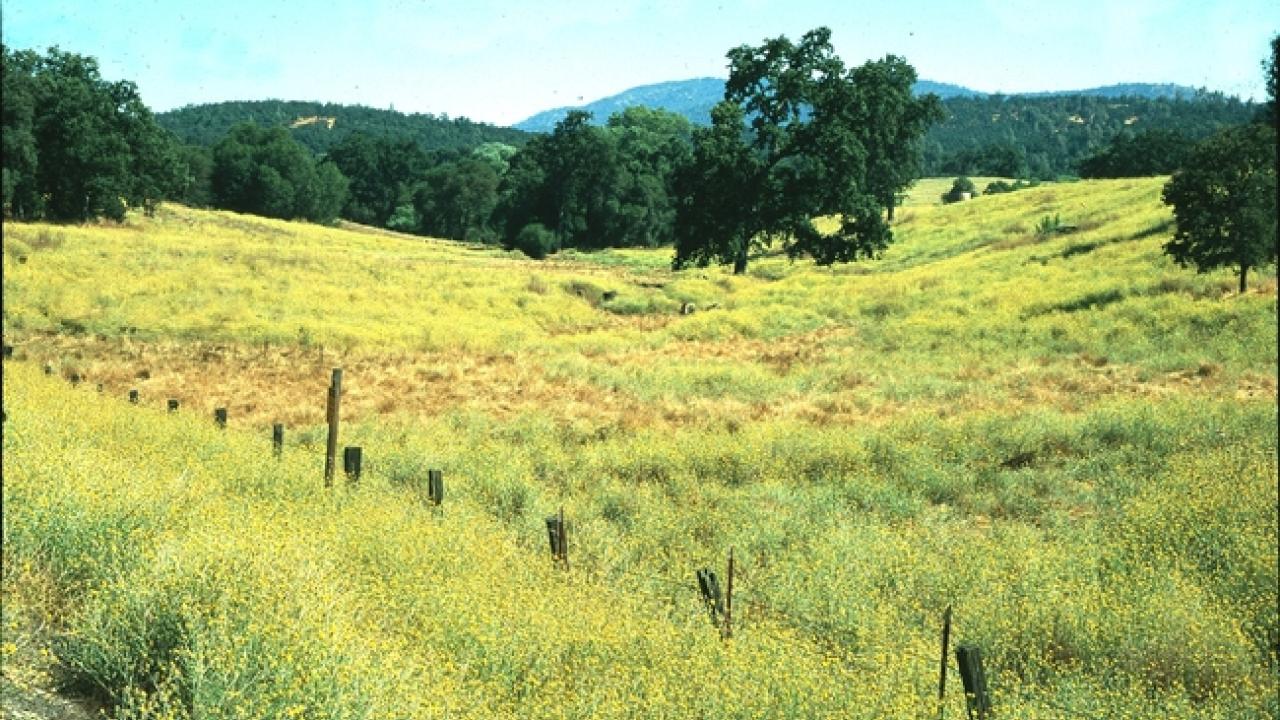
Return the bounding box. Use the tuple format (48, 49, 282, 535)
(3, 0, 1276, 126)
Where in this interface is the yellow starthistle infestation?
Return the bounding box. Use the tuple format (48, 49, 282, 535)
(2, 177, 1276, 718)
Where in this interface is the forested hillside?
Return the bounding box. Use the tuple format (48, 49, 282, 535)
(157, 100, 530, 156)
(514, 78, 1254, 178)
(921, 92, 1256, 177)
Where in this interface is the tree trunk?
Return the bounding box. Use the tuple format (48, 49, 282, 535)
(1239, 263, 1249, 294)
(733, 242, 748, 275)
(886, 194, 896, 223)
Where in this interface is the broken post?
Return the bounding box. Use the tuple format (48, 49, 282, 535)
(343, 446, 363, 484)
(956, 645, 992, 720)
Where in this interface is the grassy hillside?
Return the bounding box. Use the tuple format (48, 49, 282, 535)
(3, 178, 1277, 719)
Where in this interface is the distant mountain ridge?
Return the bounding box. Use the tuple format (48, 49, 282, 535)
(512, 78, 1204, 132)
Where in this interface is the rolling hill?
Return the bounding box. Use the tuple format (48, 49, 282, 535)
(3, 177, 1276, 717)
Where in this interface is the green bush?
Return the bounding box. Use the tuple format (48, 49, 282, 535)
(941, 176, 977, 203)
(512, 223, 558, 260)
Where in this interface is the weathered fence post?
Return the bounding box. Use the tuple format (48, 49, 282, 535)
(272, 423, 284, 457)
(44, 363, 53, 376)
(938, 605, 953, 720)
(696, 568, 723, 627)
(343, 446, 363, 484)
(128, 389, 139, 404)
(427, 469, 443, 506)
(723, 547, 735, 640)
(956, 645, 992, 719)
(544, 509, 568, 568)
(214, 407, 227, 428)
(168, 399, 179, 413)
(323, 368, 343, 488)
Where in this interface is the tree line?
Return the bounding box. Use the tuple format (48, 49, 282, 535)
(4, 33, 1272, 284)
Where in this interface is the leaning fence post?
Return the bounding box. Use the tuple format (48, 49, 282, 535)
(343, 446, 363, 484)
(323, 368, 343, 488)
(956, 645, 992, 719)
(938, 605, 953, 720)
(272, 423, 284, 457)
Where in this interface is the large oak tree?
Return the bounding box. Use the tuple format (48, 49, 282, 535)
(673, 28, 941, 274)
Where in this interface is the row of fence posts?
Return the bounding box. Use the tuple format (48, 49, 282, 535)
(15, 350, 993, 715)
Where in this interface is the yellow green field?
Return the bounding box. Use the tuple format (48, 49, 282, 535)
(3, 177, 1277, 718)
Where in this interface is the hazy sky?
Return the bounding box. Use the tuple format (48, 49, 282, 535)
(3, 0, 1276, 126)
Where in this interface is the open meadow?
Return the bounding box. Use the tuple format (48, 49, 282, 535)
(2, 177, 1277, 718)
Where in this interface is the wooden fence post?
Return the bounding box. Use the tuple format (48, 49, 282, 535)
(723, 547, 734, 640)
(544, 509, 568, 568)
(129, 389, 139, 404)
(168, 399, 179, 413)
(559, 507, 568, 570)
(272, 423, 284, 457)
(956, 645, 992, 719)
(323, 368, 343, 488)
(214, 407, 227, 428)
(343, 446, 363, 484)
(427, 469, 443, 505)
(44, 363, 53, 376)
(696, 568, 723, 627)
(938, 605, 953, 719)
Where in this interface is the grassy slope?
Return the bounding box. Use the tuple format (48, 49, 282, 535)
(2, 178, 1277, 719)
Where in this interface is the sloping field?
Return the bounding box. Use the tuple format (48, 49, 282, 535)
(3, 178, 1276, 718)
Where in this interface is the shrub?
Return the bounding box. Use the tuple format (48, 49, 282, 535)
(941, 176, 976, 203)
(512, 223, 558, 260)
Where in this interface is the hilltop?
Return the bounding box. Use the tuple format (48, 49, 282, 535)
(157, 99, 531, 156)
(2, 178, 1276, 718)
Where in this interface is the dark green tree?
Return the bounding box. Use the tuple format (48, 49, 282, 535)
(675, 28, 939, 274)
(849, 56, 945, 221)
(2, 46, 181, 221)
(210, 123, 348, 223)
(602, 107, 694, 247)
(492, 111, 618, 252)
(327, 131, 426, 227)
(414, 157, 500, 241)
(672, 102, 760, 273)
(1161, 123, 1277, 293)
(675, 28, 936, 271)
(2, 47, 41, 219)
(1078, 129, 1193, 177)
